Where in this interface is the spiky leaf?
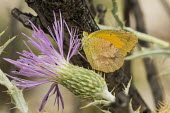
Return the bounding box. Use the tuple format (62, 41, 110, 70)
(0, 35, 16, 55)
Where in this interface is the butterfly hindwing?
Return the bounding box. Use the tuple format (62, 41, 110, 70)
(83, 37, 124, 73)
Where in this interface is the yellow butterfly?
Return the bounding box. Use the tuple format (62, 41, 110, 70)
(82, 30, 138, 73)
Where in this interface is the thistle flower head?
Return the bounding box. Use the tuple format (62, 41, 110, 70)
(4, 12, 115, 112)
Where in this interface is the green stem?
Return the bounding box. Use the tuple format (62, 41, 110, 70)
(112, 0, 124, 28)
(98, 24, 169, 48)
(124, 27, 169, 48)
(0, 69, 28, 113)
(125, 48, 170, 60)
(109, 0, 169, 48)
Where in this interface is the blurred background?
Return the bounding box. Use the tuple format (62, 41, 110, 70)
(0, 0, 170, 113)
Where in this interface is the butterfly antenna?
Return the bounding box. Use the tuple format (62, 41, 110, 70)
(78, 51, 88, 62)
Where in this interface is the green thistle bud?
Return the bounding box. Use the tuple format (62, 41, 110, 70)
(57, 62, 115, 103)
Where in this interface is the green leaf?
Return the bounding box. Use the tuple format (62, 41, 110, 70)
(0, 36, 16, 55)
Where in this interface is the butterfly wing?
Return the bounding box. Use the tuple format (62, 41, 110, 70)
(87, 30, 138, 56)
(83, 37, 124, 73)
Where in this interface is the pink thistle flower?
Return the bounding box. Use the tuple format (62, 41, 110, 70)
(4, 12, 116, 113)
(4, 12, 80, 111)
